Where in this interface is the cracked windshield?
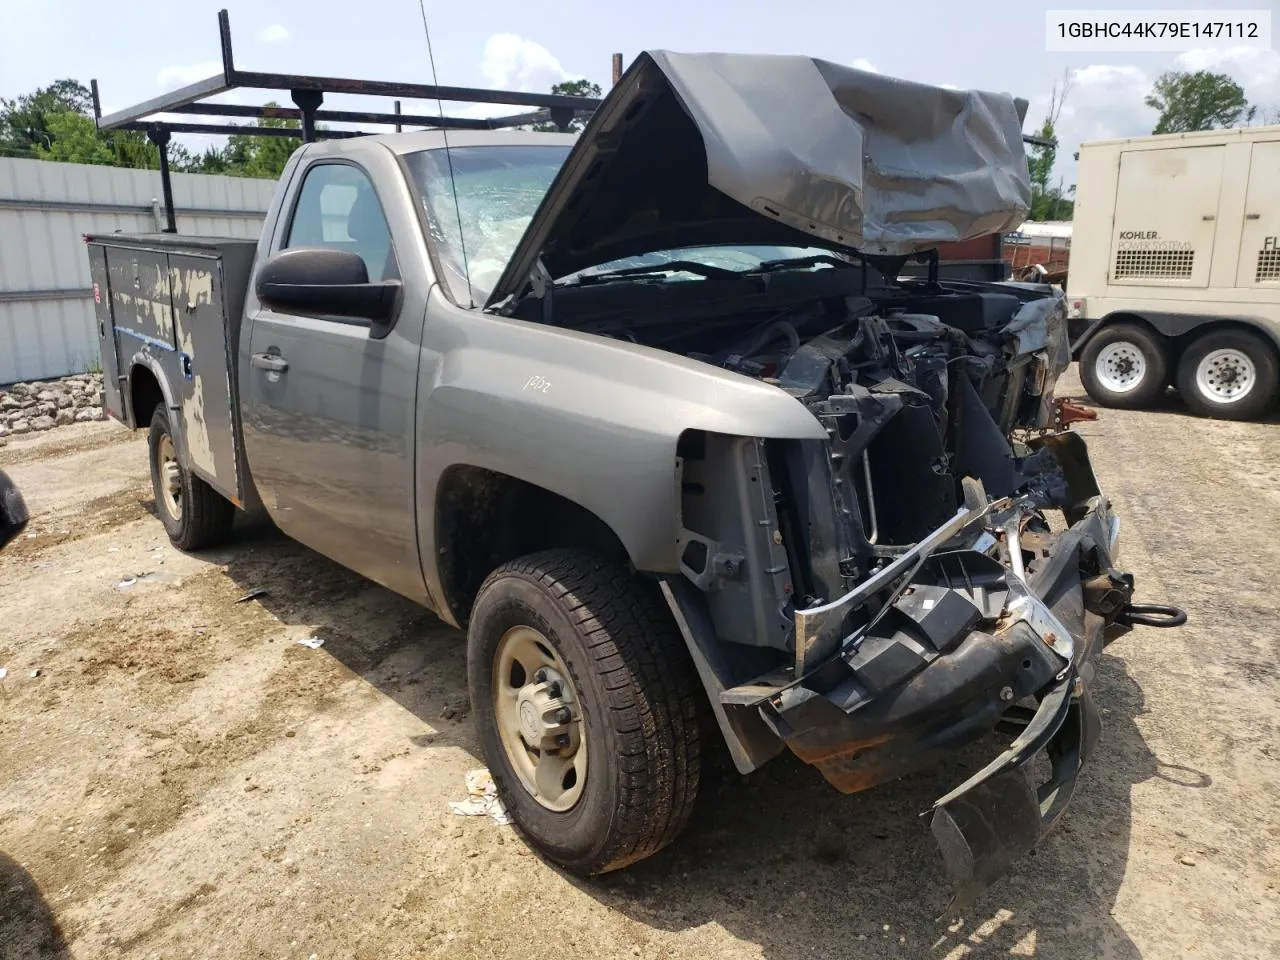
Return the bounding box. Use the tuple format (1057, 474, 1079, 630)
(406, 142, 823, 302)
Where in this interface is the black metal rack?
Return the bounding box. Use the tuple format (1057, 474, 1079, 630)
(91, 8, 602, 232)
(94, 8, 1053, 236)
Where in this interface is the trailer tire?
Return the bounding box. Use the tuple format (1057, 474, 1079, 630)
(1079, 322, 1169, 409)
(1176, 328, 1280, 421)
(467, 549, 700, 876)
(148, 408, 236, 551)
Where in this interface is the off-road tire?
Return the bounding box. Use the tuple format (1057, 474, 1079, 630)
(1079, 322, 1169, 409)
(1175, 327, 1280, 421)
(147, 408, 236, 551)
(467, 549, 701, 875)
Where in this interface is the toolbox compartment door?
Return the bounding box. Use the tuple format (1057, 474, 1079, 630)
(1235, 139, 1280, 288)
(104, 245, 178, 353)
(1108, 145, 1224, 288)
(87, 244, 124, 420)
(168, 253, 244, 505)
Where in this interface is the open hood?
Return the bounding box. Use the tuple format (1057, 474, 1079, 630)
(487, 51, 1031, 309)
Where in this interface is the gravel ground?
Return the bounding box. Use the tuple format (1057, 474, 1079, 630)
(1, 367, 1277, 960)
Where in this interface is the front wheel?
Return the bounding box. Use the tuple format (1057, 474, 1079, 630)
(147, 408, 236, 550)
(1078, 322, 1169, 409)
(1175, 328, 1280, 421)
(467, 549, 701, 875)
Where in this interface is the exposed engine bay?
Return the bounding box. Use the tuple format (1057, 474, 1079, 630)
(677, 279, 1073, 622)
(519, 260, 1185, 911)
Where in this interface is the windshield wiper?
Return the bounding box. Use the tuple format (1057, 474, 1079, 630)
(560, 260, 743, 286)
(752, 254, 861, 274)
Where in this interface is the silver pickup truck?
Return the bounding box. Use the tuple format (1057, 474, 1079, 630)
(86, 50, 1183, 911)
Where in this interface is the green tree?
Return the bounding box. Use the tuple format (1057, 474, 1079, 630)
(26, 110, 198, 171)
(1026, 117, 1057, 200)
(1026, 71, 1073, 221)
(1145, 71, 1255, 134)
(31, 111, 114, 164)
(1, 79, 294, 177)
(532, 78, 603, 133)
(219, 105, 305, 178)
(0, 79, 93, 158)
(188, 145, 234, 174)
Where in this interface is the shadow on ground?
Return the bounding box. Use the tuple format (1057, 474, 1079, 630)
(203, 519, 1212, 960)
(582, 650, 1185, 959)
(0, 852, 70, 960)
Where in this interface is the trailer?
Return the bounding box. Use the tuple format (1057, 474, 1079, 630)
(1068, 126, 1280, 420)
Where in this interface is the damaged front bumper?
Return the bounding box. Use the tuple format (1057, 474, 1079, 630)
(757, 432, 1184, 912)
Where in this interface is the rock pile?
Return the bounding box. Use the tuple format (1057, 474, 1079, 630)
(0, 373, 106, 444)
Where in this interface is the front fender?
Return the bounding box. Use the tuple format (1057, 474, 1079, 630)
(416, 298, 825, 599)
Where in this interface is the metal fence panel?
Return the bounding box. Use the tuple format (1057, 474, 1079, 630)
(0, 157, 274, 384)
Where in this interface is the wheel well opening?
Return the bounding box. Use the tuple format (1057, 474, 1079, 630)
(436, 466, 630, 627)
(128, 366, 164, 429)
(1094, 313, 1167, 342)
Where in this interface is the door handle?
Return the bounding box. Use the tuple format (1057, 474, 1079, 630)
(1246, 213, 1261, 220)
(251, 353, 289, 373)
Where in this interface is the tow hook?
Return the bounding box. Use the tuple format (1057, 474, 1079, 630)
(1117, 603, 1187, 628)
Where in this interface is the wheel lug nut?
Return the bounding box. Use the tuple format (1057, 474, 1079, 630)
(556, 734, 570, 747)
(556, 708, 571, 724)
(533, 669, 547, 683)
(546, 681, 562, 698)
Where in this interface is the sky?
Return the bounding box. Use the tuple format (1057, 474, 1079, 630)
(2, 0, 1279, 185)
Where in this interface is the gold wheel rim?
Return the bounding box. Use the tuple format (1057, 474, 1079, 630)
(492, 625, 587, 812)
(157, 433, 182, 521)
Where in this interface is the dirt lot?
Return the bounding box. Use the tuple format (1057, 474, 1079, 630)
(2, 367, 1277, 960)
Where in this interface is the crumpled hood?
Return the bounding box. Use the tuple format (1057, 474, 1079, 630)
(488, 51, 1031, 308)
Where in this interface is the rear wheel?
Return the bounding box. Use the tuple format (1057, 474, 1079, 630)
(1079, 322, 1169, 409)
(467, 549, 700, 875)
(1176, 328, 1279, 421)
(148, 408, 236, 550)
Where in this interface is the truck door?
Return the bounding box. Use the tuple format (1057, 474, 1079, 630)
(1109, 146, 1224, 288)
(240, 159, 428, 602)
(1235, 140, 1280, 288)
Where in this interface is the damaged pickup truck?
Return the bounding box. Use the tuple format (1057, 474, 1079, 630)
(87, 50, 1185, 910)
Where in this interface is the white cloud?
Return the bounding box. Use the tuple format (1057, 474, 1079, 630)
(156, 62, 221, 88)
(256, 24, 290, 44)
(851, 58, 878, 74)
(479, 33, 571, 93)
(1025, 65, 1154, 185)
(1032, 47, 1280, 185)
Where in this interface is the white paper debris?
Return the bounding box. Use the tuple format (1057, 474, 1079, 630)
(449, 767, 512, 825)
(30, 669, 40, 678)
(0, 667, 7, 681)
(296, 636, 325, 650)
(116, 577, 137, 590)
(465, 768, 493, 794)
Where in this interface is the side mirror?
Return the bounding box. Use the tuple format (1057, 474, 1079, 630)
(255, 247, 400, 328)
(0, 470, 29, 552)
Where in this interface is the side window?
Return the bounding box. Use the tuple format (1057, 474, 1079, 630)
(285, 163, 399, 282)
